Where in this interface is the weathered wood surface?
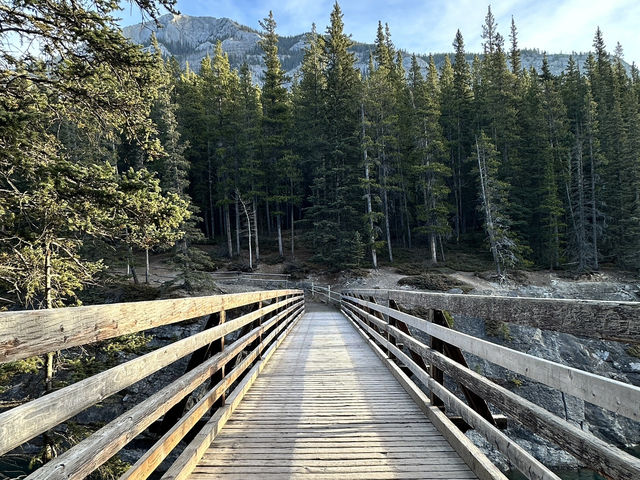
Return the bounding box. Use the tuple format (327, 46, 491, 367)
(345, 307, 507, 480)
(161, 307, 305, 480)
(187, 304, 481, 480)
(345, 289, 640, 344)
(342, 305, 557, 480)
(343, 295, 640, 422)
(0, 295, 303, 456)
(27, 302, 304, 480)
(0, 289, 300, 363)
(342, 301, 640, 480)
(123, 305, 304, 480)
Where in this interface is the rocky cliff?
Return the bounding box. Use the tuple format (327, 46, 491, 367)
(123, 14, 621, 82)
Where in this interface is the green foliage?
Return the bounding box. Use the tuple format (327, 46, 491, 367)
(0, 357, 45, 393)
(102, 333, 153, 357)
(627, 345, 640, 358)
(0, 0, 190, 308)
(485, 319, 512, 341)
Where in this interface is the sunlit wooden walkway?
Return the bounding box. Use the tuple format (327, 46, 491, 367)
(190, 304, 478, 479)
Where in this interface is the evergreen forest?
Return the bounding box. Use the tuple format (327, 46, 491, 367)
(2, 0, 640, 310)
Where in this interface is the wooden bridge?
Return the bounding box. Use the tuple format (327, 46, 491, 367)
(0, 287, 639, 480)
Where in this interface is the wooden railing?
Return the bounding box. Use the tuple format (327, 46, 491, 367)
(309, 283, 341, 305)
(0, 289, 304, 480)
(341, 289, 640, 480)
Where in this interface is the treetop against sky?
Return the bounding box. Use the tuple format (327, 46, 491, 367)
(118, 0, 640, 65)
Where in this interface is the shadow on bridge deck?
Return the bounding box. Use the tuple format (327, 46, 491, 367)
(190, 306, 478, 479)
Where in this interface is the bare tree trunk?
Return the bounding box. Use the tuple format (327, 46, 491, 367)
(235, 197, 241, 256)
(145, 248, 150, 284)
(44, 242, 53, 393)
(576, 139, 586, 271)
(430, 234, 438, 264)
(362, 103, 378, 269)
(253, 198, 260, 261)
(381, 163, 393, 263)
(290, 202, 295, 260)
(477, 138, 501, 276)
(225, 203, 233, 259)
(265, 199, 272, 236)
(276, 211, 283, 257)
(403, 191, 412, 249)
(43, 243, 55, 462)
(207, 147, 215, 239)
(237, 190, 253, 269)
(588, 133, 598, 270)
(128, 246, 139, 285)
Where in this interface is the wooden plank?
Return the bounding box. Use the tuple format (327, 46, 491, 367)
(192, 307, 480, 480)
(343, 295, 640, 422)
(160, 307, 304, 480)
(189, 474, 478, 480)
(342, 307, 508, 480)
(344, 306, 559, 480)
(0, 289, 301, 364)
(0, 296, 302, 456)
(345, 289, 640, 344)
(25, 303, 303, 480)
(344, 304, 640, 480)
(120, 307, 303, 480)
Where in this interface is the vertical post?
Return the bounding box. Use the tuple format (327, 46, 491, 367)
(430, 309, 445, 409)
(328, 285, 331, 304)
(258, 301, 263, 359)
(217, 308, 227, 405)
(384, 292, 392, 358)
(311, 282, 314, 298)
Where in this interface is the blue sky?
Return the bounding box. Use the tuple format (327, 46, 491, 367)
(119, 0, 640, 64)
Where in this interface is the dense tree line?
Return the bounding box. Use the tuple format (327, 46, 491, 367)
(2, 1, 639, 314)
(0, 0, 190, 312)
(169, 4, 640, 274)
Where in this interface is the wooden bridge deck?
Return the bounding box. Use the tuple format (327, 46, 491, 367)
(190, 305, 478, 479)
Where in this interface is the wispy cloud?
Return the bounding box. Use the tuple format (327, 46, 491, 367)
(118, 0, 640, 64)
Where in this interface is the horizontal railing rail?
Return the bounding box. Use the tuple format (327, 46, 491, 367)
(341, 290, 640, 480)
(0, 289, 304, 480)
(347, 288, 640, 344)
(308, 283, 341, 305)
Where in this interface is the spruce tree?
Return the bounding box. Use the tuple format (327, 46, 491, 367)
(408, 55, 451, 263)
(259, 11, 294, 258)
(309, 2, 363, 268)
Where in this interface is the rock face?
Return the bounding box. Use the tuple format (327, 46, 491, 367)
(447, 279, 640, 470)
(122, 14, 629, 82)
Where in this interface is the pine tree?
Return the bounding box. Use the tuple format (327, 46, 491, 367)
(237, 63, 263, 261)
(509, 17, 522, 75)
(259, 11, 295, 258)
(441, 31, 474, 239)
(473, 132, 522, 275)
(408, 55, 451, 263)
(308, 2, 363, 268)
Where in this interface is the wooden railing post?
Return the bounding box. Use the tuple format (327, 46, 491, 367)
(430, 309, 445, 409)
(210, 308, 227, 406)
(258, 301, 263, 359)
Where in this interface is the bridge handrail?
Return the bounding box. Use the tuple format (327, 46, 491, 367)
(345, 288, 640, 344)
(341, 290, 640, 480)
(0, 289, 304, 480)
(0, 289, 300, 364)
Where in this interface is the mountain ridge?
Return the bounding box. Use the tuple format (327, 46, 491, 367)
(122, 13, 618, 81)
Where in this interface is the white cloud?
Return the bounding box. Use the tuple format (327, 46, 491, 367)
(119, 0, 640, 64)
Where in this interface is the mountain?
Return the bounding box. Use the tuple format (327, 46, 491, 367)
(122, 14, 617, 82)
